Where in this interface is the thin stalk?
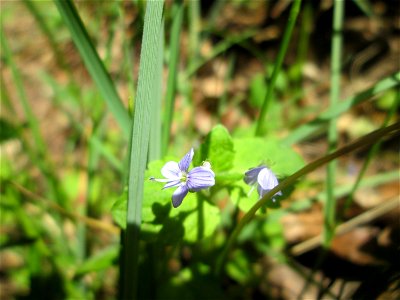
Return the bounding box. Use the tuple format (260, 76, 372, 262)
(162, 1, 183, 155)
(218, 53, 235, 120)
(1, 27, 64, 203)
(123, 1, 164, 299)
(292, 1, 312, 93)
(22, 0, 69, 72)
(216, 121, 400, 275)
(255, 0, 302, 136)
(188, 0, 200, 70)
(11, 181, 119, 234)
(291, 197, 399, 256)
(324, 0, 344, 246)
(1, 30, 47, 157)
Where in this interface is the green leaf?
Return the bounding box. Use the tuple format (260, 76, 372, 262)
(233, 137, 304, 177)
(174, 196, 220, 243)
(194, 124, 235, 173)
(112, 157, 221, 243)
(226, 249, 252, 284)
(74, 246, 119, 276)
(111, 189, 128, 229)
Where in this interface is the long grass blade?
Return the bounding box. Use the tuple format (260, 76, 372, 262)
(149, 16, 163, 161)
(162, 1, 183, 155)
(282, 72, 400, 145)
(54, 0, 131, 138)
(123, 1, 164, 299)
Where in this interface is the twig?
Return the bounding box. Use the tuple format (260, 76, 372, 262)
(10, 181, 120, 235)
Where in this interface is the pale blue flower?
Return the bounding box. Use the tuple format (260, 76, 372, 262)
(244, 166, 282, 200)
(150, 148, 215, 208)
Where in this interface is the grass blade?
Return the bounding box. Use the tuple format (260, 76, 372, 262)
(54, 0, 131, 138)
(282, 72, 400, 145)
(123, 1, 164, 299)
(149, 16, 164, 161)
(341, 90, 398, 215)
(162, 1, 183, 155)
(255, 0, 302, 136)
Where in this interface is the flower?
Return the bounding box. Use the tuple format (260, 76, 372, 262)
(244, 166, 282, 201)
(150, 148, 215, 208)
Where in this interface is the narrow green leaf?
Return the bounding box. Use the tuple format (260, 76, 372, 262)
(162, 1, 183, 155)
(123, 1, 164, 299)
(282, 72, 400, 145)
(255, 0, 302, 135)
(54, 0, 131, 137)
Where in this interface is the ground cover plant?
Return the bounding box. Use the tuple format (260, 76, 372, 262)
(1, 0, 399, 299)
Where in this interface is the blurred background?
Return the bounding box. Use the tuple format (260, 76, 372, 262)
(1, 0, 399, 299)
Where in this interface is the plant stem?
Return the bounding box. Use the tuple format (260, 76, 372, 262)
(324, 0, 344, 246)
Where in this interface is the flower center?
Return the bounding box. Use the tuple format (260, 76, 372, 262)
(180, 171, 188, 183)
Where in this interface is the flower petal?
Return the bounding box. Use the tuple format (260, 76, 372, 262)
(257, 167, 279, 191)
(244, 166, 265, 185)
(163, 179, 181, 189)
(161, 161, 181, 179)
(257, 184, 282, 199)
(256, 167, 282, 199)
(172, 184, 189, 208)
(187, 166, 215, 191)
(178, 148, 194, 172)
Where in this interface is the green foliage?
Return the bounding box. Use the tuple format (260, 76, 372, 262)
(74, 246, 119, 276)
(3, 1, 399, 298)
(194, 124, 235, 172)
(113, 124, 303, 243)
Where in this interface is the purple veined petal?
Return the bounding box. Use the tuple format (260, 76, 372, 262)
(163, 179, 181, 189)
(257, 184, 282, 199)
(178, 148, 194, 172)
(257, 184, 269, 199)
(186, 166, 215, 191)
(172, 184, 189, 208)
(256, 167, 282, 199)
(161, 161, 182, 179)
(244, 166, 265, 185)
(257, 167, 279, 191)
